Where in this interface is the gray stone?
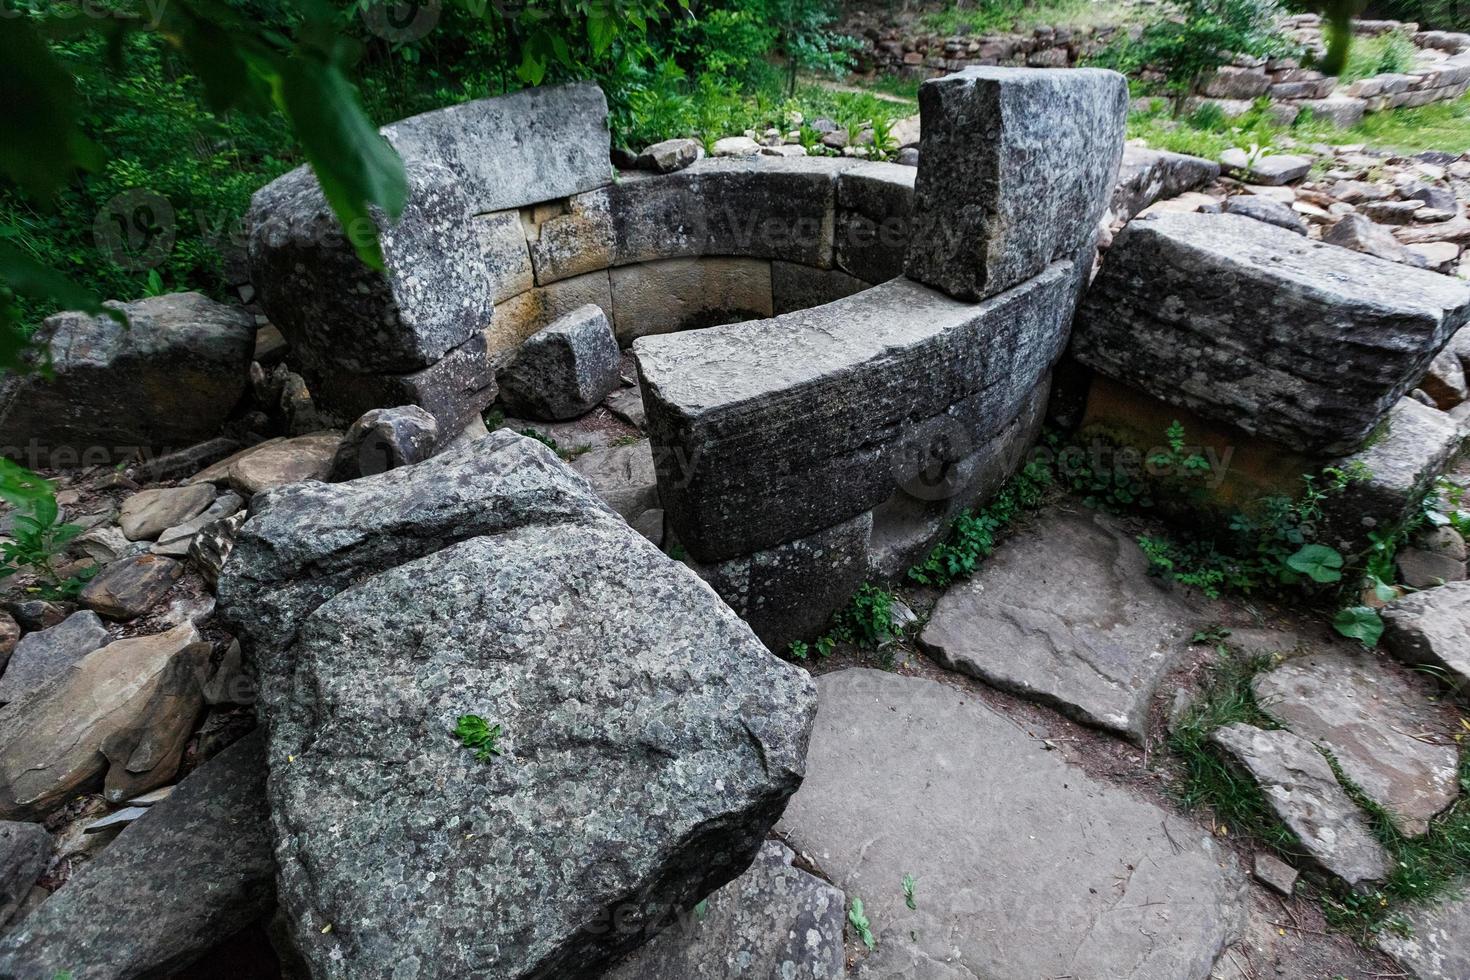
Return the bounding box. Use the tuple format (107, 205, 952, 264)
(151, 491, 244, 558)
(1396, 546, 1468, 588)
(78, 553, 182, 620)
(602, 386, 646, 429)
(604, 840, 845, 980)
(568, 439, 660, 522)
(190, 511, 246, 590)
(1073, 213, 1470, 454)
(0, 822, 49, 930)
(904, 66, 1127, 301)
(119, 484, 217, 541)
(1253, 853, 1298, 896)
(0, 621, 202, 820)
(1405, 181, 1459, 212)
(1377, 878, 1470, 979)
(72, 525, 132, 566)
(1422, 346, 1469, 408)
(693, 512, 873, 651)
(1219, 149, 1311, 185)
(1324, 212, 1425, 265)
(780, 669, 1246, 979)
(637, 138, 704, 174)
(491, 270, 613, 357)
(98, 638, 210, 803)
(473, 210, 535, 303)
(0, 614, 15, 673)
(228, 431, 342, 495)
(636, 266, 1075, 562)
(1361, 199, 1427, 225)
(248, 159, 491, 375)
(770, 261, 868, 314)
(82, 806, 149, 834)
(380, 82, 612, 213)
(0, 730, 272, 978)
(1210, 723, 1392, 888)
(608, 257, 773, 344)
(1382, 580, 1470, 690)
(920, 510, 1200, 743)
(1111, 145, 1221, 222)
(2, 602, 67, 633)
(0, 293, 254, 462)
(497, 304, 620, 421)
(0, 610, 109, 705)
(712, 136, 761, 157)
(1294, 95, 1367, 128)
(524, 190, 615, 286)
(330, 405, 439, 481)
(1203, 65, 1272, 99)
(1223, 193, 1309, 234)
(216, 431, 816, 980)
(835, 161, 914, 284)
(1253, 650, 1461, 836)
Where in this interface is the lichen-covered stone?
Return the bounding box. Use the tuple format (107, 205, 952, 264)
(636, 266, 1074, 562)
(1072, 212, 1470, 454)
(330, 405, 439, 480)
(217, 432, 816, 979)
(247, 160, 491, 375)
(904, 67, 1128, 301)
(497, 304, 620, 421)
(473, 211, 535, 303)
(0, 293, 254, 463)
(490, 270, 613, 355)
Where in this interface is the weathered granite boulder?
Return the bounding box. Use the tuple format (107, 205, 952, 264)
(1381, 581, 1470, 690)
(603, 840, 846, 980)
(904, 67, 1128, 301)
(0, 293, 253, 463)
(1072, 213, 1470, 454)
(1377, 878, 1470, 979)
(217, 431, 816, 979)
(1111, 145, 1221, 223)
(496, 304, 620, 421)
(330, 405, 439, 481)
(0, 610, 109, 705)
(0, 621, 202, 819)
(0, 822, 49, 931)
(0, 730, 273, 978)
(636, 267, 1074, 561)
(247, 159, 491, 375)
(1211, 723, 1392, 888)
(380, 82, 612, 215)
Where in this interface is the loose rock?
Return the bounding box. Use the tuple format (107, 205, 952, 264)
(330, 405, 439, 481)
(0, 610, 109, 705)
(496, 304, 620, 421)
(227, 431, 341, 495)
(119, 484, 217, 542)
(1381, 580, 1470, 690)
(78, 554, 183, 620)
(0, 821, 50, 930)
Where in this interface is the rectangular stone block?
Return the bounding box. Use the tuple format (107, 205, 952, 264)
(607, 158, 854, 269)
(835, 162, 915, 284)
(771, 262, 868, 314)
(636, 265, 1075, 562)
(473, 211, 534, 303)
(524, 190, 615, 286)
(1111, 145, 1221, 224)
(609, 257, 773, 344)
(381, 83, 612, 214)
(904, 67, 1128, 302)
(490, 270, 613, 355)
(1072, 212, 1470, 454)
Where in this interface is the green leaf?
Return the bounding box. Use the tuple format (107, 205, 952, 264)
(1333, 606, 1384, 647)
(0, 460, 52, 511)
(0, 20, 96, 199)
(1285, 544, 1344, 584)
(848, 897, 876, 950)
(274, 55, 409, 272)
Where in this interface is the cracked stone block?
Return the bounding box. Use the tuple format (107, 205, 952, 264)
(834, 161, 914, 284)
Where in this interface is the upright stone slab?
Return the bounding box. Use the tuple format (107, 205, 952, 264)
(248, 159, 491, 375)
(903, 67, 1128, 301)
(636, 267, 1075, 562)
(380, 82, 612, 214)
(1073, 212, 1470, 454)
(217, 432, 816, 979)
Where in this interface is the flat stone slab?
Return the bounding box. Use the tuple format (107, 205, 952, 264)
(1211, 723, 1391, 888)
(919, 509, 1201, 742)
(0, 610, 109, 705)
(1377, 878, 1470, 979)
(779, 669, 1246, 979)
(1253, 650, 1461, 836)
(1073, 212, 1470, 454)
(1381, 580, 1470, 689)
(604, 840, 846, 980)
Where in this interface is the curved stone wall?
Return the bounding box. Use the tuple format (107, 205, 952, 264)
(246, 68, 1129, 649)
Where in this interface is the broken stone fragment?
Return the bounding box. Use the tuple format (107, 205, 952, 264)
(0, 610, 110, 705)
(496, 304, 620, 421)
(0, 821, 50, 930)
(1381, 580, 1470, 690)
(330, 405, 439, 481)
(119, 484, 217, 542)
(78, 553, 183, 620)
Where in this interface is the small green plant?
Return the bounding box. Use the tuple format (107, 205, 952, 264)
(909, 459, 1054, 587)
(453, 714, 504, 762)
(869, 116, 898, 160)
(848, 897, 876, 950)
(831, 583, 897, 648)
(519, 428, 558, 452)
(1333, 606, 1385, 647)
(0, 491, 94, 598)
(902, 873, 917, 910)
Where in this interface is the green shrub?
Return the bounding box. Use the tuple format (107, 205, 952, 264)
(1341, 30, 1419, 82)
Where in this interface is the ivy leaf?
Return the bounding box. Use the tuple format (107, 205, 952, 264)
(1333, 606, 1384, 647)
(1285, 544, 1344, 584)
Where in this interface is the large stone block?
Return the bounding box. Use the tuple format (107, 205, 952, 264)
(610, 257, 773, 343)
(248, 160, 492, 374)
(380, 82, 612, 213)
(835, 161, 914, 284)
(496, 304, 620, 421)
(636, 265, 1074, 562)
(217, 432, 816, 979)
(1072, 212, 1470, 454)
(904, 67, 1128, 301)
(524, 190, 616, 286)
(473, 210, 535, 303)
(606, 158, 855, 269)
(0, 293, 253, 465)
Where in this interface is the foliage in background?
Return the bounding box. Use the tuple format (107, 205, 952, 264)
(0, 491, 95, 598)
(1372, 0, 1470, 32)
(1340, 28, 1418, 81)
